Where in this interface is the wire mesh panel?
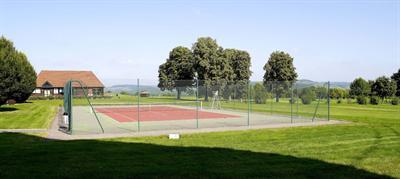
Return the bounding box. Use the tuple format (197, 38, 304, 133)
(198, 81, 250, 129)
(70, 81, 105, 134)
(137, 79, 198, 131)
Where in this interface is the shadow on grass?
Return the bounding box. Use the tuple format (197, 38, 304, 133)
(0, 107, 18, 112)
(0, 133, 393, 178)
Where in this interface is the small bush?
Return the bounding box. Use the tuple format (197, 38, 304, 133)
(337, 99, 342, 104)
(356, 96, 367, 105)
(6, 99, 16, 105)
(300, 88, 316, 105)
(392, 98, 399, 105)
(301, 95, 314, 105)
(369, 96, 379, 105)
(346, 98, 353, 104)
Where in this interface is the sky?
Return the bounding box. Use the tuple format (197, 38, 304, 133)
(1, 0, 399, 86)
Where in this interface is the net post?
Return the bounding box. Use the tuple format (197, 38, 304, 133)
(137, 78, 140, 132)
(328, 81, 331, 121)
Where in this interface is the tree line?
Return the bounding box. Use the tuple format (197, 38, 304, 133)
(159, 36, 399, 106)
(0, 36, 36, 106)
(348, 71, 399, 105)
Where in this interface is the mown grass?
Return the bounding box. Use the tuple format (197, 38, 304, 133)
(0, 100, 61, 129)
(0, 95, 399, 177)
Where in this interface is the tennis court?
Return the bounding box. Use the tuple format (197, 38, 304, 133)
(63, 79, 331, 135)
(95, 105, 240, 122)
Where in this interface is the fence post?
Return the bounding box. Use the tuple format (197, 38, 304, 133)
(196, 78, 199, 128)
(328, 81, 330, 121)
(291, 82, 293, 123)
(137, 78, 140, 132)
(296, 83, 299, 118)
(247, 81, 250, 126)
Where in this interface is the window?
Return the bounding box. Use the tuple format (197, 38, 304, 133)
(34, 88, 41, 94)
(54, 89, 58, 94)
(59, 88, 63, 93)
(93, 88, 103, 96)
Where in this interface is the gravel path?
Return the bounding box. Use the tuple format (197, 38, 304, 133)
(3, 107, 349, 140)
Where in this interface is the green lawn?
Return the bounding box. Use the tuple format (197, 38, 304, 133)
(0, 100, 61, 129)
(0, 97, 399, 178)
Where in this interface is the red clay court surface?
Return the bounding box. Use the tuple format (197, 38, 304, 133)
(95, 106, 240, 122)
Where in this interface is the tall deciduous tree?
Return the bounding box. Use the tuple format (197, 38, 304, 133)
(192, 37, 233, 101)
(223, 49, 252, 99)
(391, 69, 400, 96)
(349, 78, 370, 97)
(371, 76, 397, 100)
(263, 51, 297, 102)
(158, 46, 193, 99)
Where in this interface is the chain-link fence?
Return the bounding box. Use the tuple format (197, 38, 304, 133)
(63, 79, 331, 134)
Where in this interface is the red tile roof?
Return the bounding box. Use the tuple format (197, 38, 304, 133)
(36, 70, 104, 88)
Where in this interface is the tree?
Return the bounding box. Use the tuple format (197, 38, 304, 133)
(371, 76, 396, 100)
(330, 88, 347, 99)
(192, 37, 233, 101)
(391, 69, 400, 96)
(0, 36, 36, 106)
(223, 49, 252, 99)
(0, 37, 16, 105)
(10, 52, 37, 102)
(263, 51, 297, 102)
(158, 46, 194, 99)
(349, 78, 370, 97)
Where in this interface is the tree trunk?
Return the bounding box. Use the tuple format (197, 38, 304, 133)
(177, 88, 181, 100)
(275, 95, 280, 102)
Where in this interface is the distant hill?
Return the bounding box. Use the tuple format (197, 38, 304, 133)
(251, 79, 350, 89)
(106, 80, 350, 94)
(105, 85, 162, 95)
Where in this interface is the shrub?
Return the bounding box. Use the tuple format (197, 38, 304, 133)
(346, 98, 353, 104)
(369, 96, 379, 105)
(253, 83, 267, 104)
(301, 95, 314, 105)
(356, 96, 367, 105)
(392, 97, 399, 105)
(6, 99, 16, 105)
(337, 99, 342, 104)
(300, 88, 316, 105)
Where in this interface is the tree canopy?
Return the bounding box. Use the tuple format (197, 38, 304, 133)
(349, 78, 370, 97)
(158, 37, 252, 101)
(371, 76, 396, 100)
(391, 69, 400, 96)
(158, 46, 193, 99)
(263, 51, 297, 102)
(0, 36, 36, 106)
